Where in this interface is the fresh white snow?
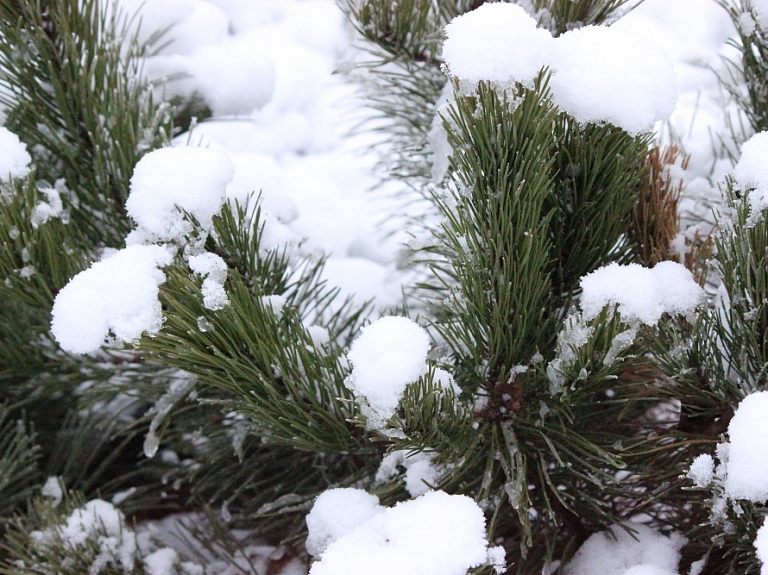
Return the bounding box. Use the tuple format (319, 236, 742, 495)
(345, 316, 431, 429)
(51, 244, 174, 354)
(0, 126, 31, 183)
(724, 391, 768, 502)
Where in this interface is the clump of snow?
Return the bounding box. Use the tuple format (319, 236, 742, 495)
(549, 25, 677, 135)
(375, 450, 445, 497)
(733, 131, 768, 226)
(308, 490, 493, 575)
(546, 313, 594, 393)
(188, 252, 229, 310)
(0, 127, 31, 183)
(41, 476, 63, 508)
(755, 518, 768, 575)
(144, 548, 180, 575)
(724, 391, 768, 502)
(51, 244, 174, 354)
(30, 186, 64, 228)
(126, 147, 235, 243)
(345, 316, 431, 429)
(687, 453, 715, 488)
(31, 499, 138, 572)
(441, 8, 677, 135)
(563, 523, 685, 575)
(580, 262, 704, 326)
(442, 3, 554, 90)
(305, 488, 383, 558)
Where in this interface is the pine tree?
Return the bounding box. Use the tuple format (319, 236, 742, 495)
(0, 1, 768, 574)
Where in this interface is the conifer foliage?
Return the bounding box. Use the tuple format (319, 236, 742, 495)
(0, 1, 767, 575)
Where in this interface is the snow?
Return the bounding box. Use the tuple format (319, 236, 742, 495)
(308, 490, 492, 575)
(442, 3, 554, 90)
(30, 186, 64, 228)
(687, 454, 715, 488)
(733, 132, 768, 225)
(755, 0, 768, 30)
(126, 147, 235, 243)
(305, 488, 383, 558)
(549, 25, 677, 135)
(51, 244, 174, 354)
(755, 518, 768, 575)
(144, 548, 180, 575)
(442, 7, 676, 135)
(188, 252, 229, 310)
(0, 126, 31, 183)
(375, 450, 444, 497)
(563, 523, 685, 575)
(345, 316, 431, 429)
(579, 262, 704, 326)
(724, 391, 768, 502)
(41, 476, 63, 508)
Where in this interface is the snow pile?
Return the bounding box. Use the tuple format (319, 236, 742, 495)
(563, 523, 685, 575)
(0, 126, 31, 183)
(188, 252, 229, 310)
(733, 131, 768, 226)
(442, 3, 554, 90)
(345, 316, 431, 429)
(441, 4, 677, 135)
(307, 489, 500, 575)
(51, 244, 173, 354)
(375, 450, 445, 497)
(580, 261, 704, 326)
(126, 147, 235, 244)
(724, 391, 768, 501)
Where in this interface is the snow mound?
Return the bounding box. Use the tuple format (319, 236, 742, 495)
(126, 147, 235, 243)
(0, 127, 31, 183)
(734, 131, 768, 225)
(564, 523, 685, 575)
(308, 490, 493, 575)
(443, 3, 554, 89)
(580, 261, 704, 326)
(724, 391, 768, 502)
(51, 244, 173, 354)
(549, 25, 677, 135)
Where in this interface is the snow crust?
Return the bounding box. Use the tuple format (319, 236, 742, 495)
(345, 316, 431, 428)
(724, 391, 768, 501)
(307, 490, 493, 575)
(443, 3, 554, 89)
(442, 5, 677, 134)
(0, 126, 31, 183)
(733, 131, 768, 225)
(579, 262, 704, 326)
(51, 245, 173, 354)
(126, 147, 235, 243)
(563, 523, 685, 575)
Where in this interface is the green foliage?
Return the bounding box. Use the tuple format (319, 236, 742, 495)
(0, 407, 40, 522)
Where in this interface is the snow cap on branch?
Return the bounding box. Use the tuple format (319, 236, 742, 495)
(442, 8, 677, 135)
(51, 244, 173, 354)
(0, 127, 31, 183)
(308, 490, 494, 575)
(579, 261, 704, 326)
(734, 131, 768, 225)
(126, 147, 235, 243)
(345, 316, 431, 429)
(549, 25, 677, 135)
(442, 3, 554, 90)
(724, 391, 768, 502)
